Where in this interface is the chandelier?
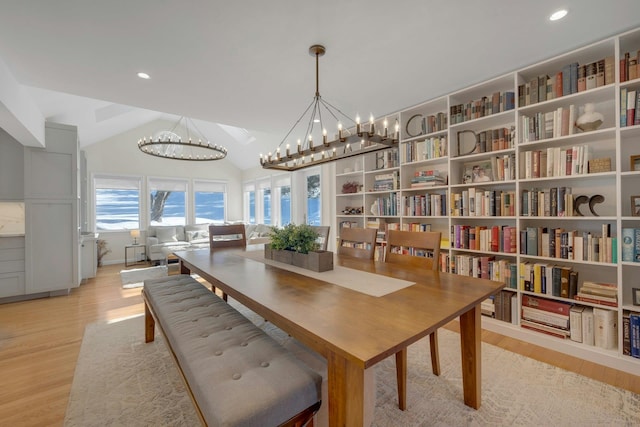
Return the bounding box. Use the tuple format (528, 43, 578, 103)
(260, 44, 399, 171)
(138, 116, 227, 161)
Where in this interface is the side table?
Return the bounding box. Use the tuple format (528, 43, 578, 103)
(125, 244, 146, 267)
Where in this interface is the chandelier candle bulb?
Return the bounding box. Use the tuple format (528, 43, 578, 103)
(338, 123, 344, 141)
(356, 115, 361, 136)
(297, 139, 302, 154)
(383, 119, 388, 138)
(323, 129, 328, 146)
(309, 134, 313, 151)
(286, 144, 290, 157)
(369, 115, 375, 136)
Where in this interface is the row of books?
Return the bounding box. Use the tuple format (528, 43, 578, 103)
(369, 192, 400, 216)
(520, 105, 578, 142)
(519, 262, 578, 299)
(620, 50, 640, 83)
(372, 170, 399, 191)
(449, 91, 515, 125)
(571, 305, 617, 349)
(518, 57, 614, 107)
(400, 136, 447, 163)
(519, 225, 616, 263)
(521, 294, 572, 339)
(404, 112, 448, 136)
(440, 253, 517, 288)
(401, 193, 447, 217)
(373, 149, 399, 170)
(521, 145, 592, 180)
(620, 88, 640, 127)
(455, 126, 515, 158)
(450, 224, 517, 254)
(621, 228, 640, 263)
(623, 312, 640, 358)
(482, 291, 517, 324)
(521, 187, 575, 218)
(450, 188, 516, 217)
(521, 295, 617, 348)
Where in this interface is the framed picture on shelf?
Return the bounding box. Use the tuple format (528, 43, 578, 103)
(633, 288, 640, 306)
(462, 159, 494, 184)
(632, 196, 640, 216)
(631, 155, 640, 172)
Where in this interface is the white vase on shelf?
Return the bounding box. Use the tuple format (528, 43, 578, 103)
(575, 103, 604, 132)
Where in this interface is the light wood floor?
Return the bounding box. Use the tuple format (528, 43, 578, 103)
(1, 263, 639, 427)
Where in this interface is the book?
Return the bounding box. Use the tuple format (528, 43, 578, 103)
(582, 307, 595, 346)
(521, 294, 571, 315)
(593, 308, 618, 350)
(570, 305, 586, 342)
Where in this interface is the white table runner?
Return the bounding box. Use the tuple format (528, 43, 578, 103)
(238, 250, 414, 297)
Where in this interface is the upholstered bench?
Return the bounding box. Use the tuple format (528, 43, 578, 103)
(142, 275, 322, 427)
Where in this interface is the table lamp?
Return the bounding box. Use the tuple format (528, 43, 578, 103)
(130, 229, 140, 245)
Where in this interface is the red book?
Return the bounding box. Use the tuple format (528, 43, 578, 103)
(491, 226, 499, 252)
(555, 71, 563, 98)
(522, 294, 571, 315)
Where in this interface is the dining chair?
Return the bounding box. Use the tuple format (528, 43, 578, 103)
(208, 224, 247, 249)
(208, 224, 247, 300)
(336, 227, 377, 260)
(311, 225, 331, 251)
(385, 229, 442, 411)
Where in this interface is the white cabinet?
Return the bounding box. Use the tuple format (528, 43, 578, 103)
(0, 237, 25, 298)
(81, 233, 98, 280)
(24, 122, 79, 295)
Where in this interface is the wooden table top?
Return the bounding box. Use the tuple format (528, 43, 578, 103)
(177, 248, 504, 370)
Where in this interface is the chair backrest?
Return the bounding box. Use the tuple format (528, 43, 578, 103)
(209, 224, 247, 249)
(311, 225, 330, 251)
(337, 227, 377, 260)
(384, 230, 441, 270)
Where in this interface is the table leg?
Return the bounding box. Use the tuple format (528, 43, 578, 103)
(328, 351, 365, 426)
(459, 304, 481, 409)
(395, 349, 407, 410)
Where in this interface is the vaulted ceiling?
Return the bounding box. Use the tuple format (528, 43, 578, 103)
(1, 1, 639, 170)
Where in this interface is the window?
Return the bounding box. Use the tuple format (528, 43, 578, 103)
(148, 177, 187, 226)
(94, 175, 141, 231)
(305, 171, 321, 225)
(273, 174, 291, 226)
(193, 180, 226, 224)
(243, 183, 256, 224)
(257, 179, 271, 225)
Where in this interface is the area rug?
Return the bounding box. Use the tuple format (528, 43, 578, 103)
(119, 265, 168, 289)
(65, 302, 640, 427)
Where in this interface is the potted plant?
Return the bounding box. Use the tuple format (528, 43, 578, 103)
(265, 224, 333, 272)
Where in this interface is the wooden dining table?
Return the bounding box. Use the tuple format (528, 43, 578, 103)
(175, 248, 504, 426)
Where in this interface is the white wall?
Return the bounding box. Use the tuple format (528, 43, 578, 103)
(83, 118, 244, 264)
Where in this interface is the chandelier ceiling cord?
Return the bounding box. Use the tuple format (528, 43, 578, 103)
(138, 116, 227, 161)
(260, 44, 398, 171)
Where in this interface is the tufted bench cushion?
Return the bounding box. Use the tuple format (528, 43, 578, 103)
(143, 275, 322, 427)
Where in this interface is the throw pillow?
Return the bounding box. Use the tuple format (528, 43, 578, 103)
(186, 230, 209, 242)
(156, 227, 178, 243)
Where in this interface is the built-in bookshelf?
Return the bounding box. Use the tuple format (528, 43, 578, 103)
(332, 26, 640, 375)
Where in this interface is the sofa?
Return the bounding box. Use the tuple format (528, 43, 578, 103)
(146, 223, 273, 264)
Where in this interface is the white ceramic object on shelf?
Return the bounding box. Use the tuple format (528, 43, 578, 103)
(576, 103, 604, 131)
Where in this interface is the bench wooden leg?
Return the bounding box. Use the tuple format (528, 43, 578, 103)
(144, 301, 155, 343)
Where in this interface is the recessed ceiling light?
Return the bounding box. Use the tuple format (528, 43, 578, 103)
(549, 9, 568, 21)
(137, 72, 150, 79)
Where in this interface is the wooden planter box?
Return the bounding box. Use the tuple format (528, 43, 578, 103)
(264, 245, 333, 272)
